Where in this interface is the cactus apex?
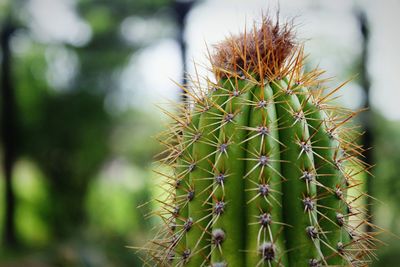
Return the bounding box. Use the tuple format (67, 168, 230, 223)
(211, 15, 296, 79)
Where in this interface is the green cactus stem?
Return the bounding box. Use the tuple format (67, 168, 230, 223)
(143, 15, 376, 267)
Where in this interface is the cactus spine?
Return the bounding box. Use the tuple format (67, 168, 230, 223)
(143, 16, 376, 267)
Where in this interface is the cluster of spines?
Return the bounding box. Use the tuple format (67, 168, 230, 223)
(140, 17, 378, 267)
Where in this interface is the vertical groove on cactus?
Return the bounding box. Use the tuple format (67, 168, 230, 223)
(295, 81, 350, 265)
(245, 82, 286, 267)
(186, 83, 229, 267)
(211, 78, 253, 267)
(270, 78, 321, 266)
(141, 15, 378, 267)
(172, 104, 201, 264)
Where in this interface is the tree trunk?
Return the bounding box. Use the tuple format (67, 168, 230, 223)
(357, 10, 374, 233)
(1, 21, 17, 247)
(174, 0, 195, 104)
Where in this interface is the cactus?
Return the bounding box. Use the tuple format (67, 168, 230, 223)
(142, 16, 377, 267)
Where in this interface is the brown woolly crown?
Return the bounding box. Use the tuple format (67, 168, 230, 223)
(211, 16, 296, 80)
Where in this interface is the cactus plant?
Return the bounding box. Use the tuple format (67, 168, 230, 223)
(142, 16, 376, 267)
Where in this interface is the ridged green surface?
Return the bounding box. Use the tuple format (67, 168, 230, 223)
(186, 79, 229, 266)
(211, 79, 253, 267)
(295, 84, 350, 265)
(270, 79, 320, 266)
(245, 83, 286, 267)
(166, 76, 351, 267)
(144, 17, 372, 267)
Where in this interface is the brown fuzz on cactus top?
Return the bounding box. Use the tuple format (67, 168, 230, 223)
(211, 16, 295, 80)
(139, 14, 380, 267)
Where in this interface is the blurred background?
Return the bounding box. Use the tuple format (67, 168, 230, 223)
(0, 0, 399, 266)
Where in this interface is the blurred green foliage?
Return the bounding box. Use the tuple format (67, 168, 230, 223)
(370, 113, 400, 266)
(0, 0, 173, 265)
